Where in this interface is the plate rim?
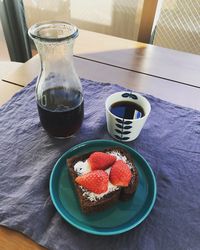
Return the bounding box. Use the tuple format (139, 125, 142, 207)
(49, 139, 157, 235)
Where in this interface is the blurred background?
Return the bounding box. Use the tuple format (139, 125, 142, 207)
(0, 0, 200, 62)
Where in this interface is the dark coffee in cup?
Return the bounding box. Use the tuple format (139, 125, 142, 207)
(110, 101, 145, 119)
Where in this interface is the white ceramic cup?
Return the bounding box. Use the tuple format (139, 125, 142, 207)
(105, 91, 151, 142)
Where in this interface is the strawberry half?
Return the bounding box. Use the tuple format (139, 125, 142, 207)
(88, 152, 116, 171)
(75, 170, 109, 194)
(109, 160, 132, 187)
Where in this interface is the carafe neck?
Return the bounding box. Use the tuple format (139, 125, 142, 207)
(35, 40, 74, 70)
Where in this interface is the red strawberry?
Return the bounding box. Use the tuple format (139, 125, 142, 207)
(109, 160, 132, 187)
(75, 170, 109, 194)
(88, 152, 116, 171)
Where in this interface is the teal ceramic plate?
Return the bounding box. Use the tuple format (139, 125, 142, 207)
(49, 139, 157, 235)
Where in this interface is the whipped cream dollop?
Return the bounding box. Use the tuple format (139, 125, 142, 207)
(74, 160, 91, 175)
(73, 150, 133, 201)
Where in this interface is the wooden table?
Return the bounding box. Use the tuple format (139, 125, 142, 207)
(0, 30, 200, 250)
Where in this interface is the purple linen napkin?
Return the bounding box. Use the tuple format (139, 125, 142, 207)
(0, 78, 200, 250)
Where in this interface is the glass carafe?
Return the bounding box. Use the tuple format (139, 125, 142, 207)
(28, 21, 84, 138)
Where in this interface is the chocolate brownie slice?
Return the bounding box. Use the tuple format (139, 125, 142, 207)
(66, 147, 138, 213)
